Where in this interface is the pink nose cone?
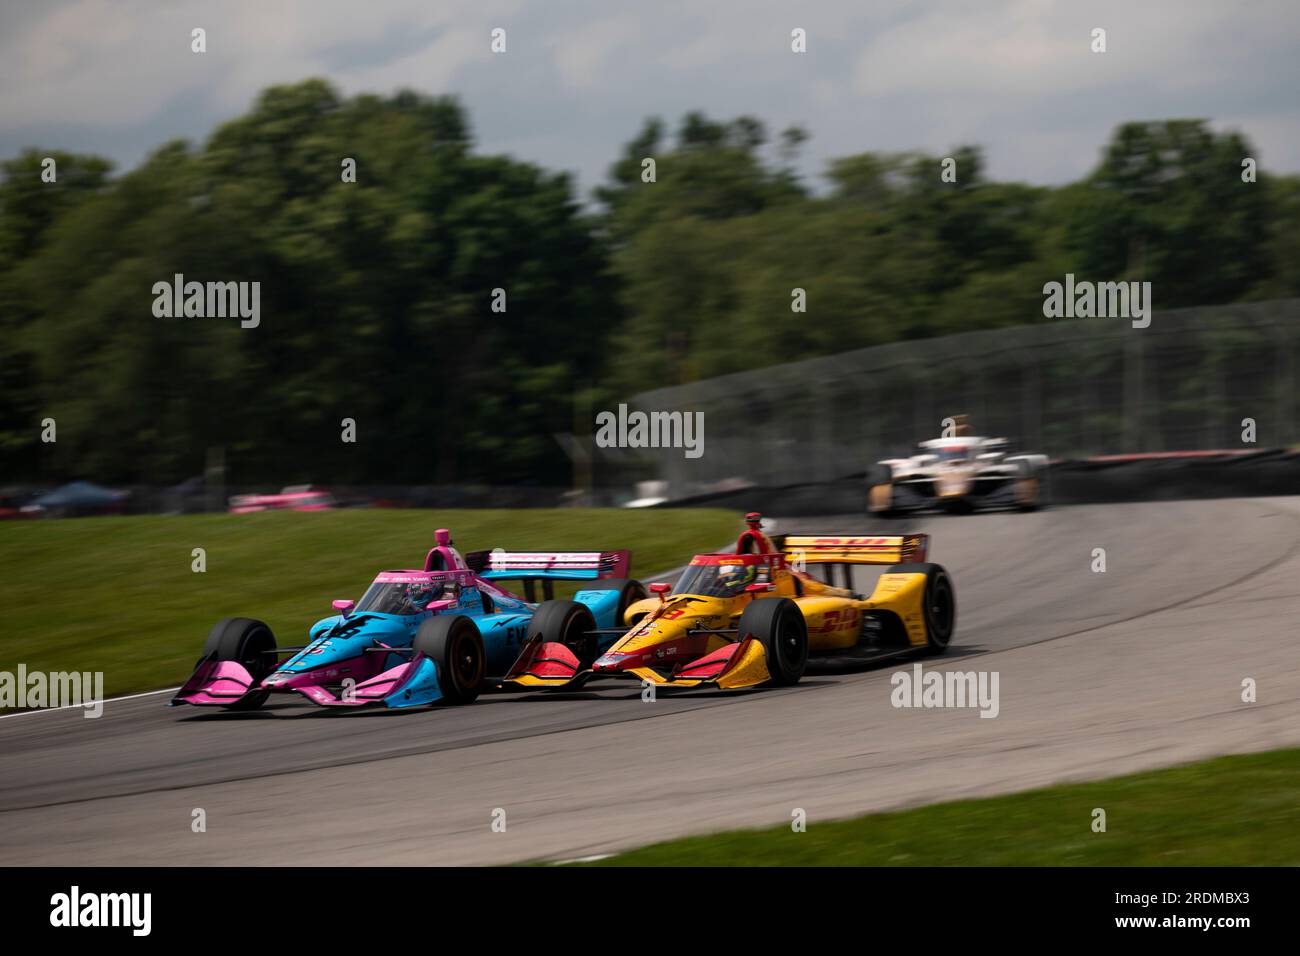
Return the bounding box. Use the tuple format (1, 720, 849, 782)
(435, 528, 451, 546)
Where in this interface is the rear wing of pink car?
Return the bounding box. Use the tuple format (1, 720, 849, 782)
(468, 549, 630, 579)
(466, 549, 632, 601)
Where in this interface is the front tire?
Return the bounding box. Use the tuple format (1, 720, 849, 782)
(1012, 460, 1042, 512)
(886, 563, 956, 653)
(204, 617, 276, 711)
(866, 464, 895, 515)
(413, 615, 486, 704)
(527, 599, 598, 666)
(737, 597, 808, 686)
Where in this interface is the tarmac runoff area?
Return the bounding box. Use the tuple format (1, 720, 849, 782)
(1, 496, 1298, 864)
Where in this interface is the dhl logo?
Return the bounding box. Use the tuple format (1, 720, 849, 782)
(783, 534, 927, 566)
(809, 607, 860, 633)
(793, 536, 905, 547)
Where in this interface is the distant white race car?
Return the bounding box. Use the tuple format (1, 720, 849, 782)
(867, 435, 1047, 514)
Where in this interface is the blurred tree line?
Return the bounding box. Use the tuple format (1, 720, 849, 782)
(2, 80, 1297, 486)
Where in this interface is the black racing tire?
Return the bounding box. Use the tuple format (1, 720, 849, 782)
(1011, 459, 1043, 512)
(413, 615, 486, 704)
(886, 562, 956, 653)
(204, 617, 276, 710)
(578, 578, 650, 626)
(737, 597, 808, 686)
(865, 464, 895, 515)
(526, 599, 599, 668)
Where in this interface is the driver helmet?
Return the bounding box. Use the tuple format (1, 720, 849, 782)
(717, 563, 758, 592)
(407, 582, 438, 608)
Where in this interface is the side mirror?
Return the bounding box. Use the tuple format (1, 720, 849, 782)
(745, 582, 775, 593)
(332, 599, 355, 617)
(649, 582, 671, 601)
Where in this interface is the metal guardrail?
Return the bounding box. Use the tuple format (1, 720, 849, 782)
(622, 299, 1300, 493)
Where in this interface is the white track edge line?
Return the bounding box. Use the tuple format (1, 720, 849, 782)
(0, 687, 180, 720)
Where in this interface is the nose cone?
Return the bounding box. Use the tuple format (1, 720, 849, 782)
(593, 651, 633, 671)
(936, 472, 972, 497)
(273, 613, 410, 681)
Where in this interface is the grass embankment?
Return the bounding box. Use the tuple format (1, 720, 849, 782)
(574, 748, 1300, 866)
(0, 508, 738, 701)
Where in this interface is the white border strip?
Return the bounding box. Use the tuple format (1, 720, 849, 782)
(0, 687, 179, 720)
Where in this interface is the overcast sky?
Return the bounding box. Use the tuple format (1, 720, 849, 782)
(3, 0, 1298, 199)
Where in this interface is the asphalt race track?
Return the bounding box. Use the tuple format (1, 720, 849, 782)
(3, 497, 1300, 865)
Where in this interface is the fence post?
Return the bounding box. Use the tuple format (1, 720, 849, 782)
(1022, 350, 1041, 453)
(1123, 331, 1144, 453)
(1277, 320, 1294, 448)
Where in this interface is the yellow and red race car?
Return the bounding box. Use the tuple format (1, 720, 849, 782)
(504, 513, 955, 691)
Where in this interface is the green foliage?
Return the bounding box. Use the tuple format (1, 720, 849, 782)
(1065, 120, 1271, 306)
(2, 91, 1296, 485)
(603, 117, 1296, 393)
(1, 80, 609, 485)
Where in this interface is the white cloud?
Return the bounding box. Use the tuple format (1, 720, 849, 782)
(547, 15, 641, 90)
(0, 0, 1296, 193)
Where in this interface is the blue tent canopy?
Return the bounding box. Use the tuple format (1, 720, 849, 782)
(32, 481, 127, 509)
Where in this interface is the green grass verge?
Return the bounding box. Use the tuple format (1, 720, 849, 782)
(572, 747, 1300, 866)
(0, 508, 738, 703)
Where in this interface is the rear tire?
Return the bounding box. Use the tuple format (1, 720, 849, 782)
(413, 615, 486, 704)
(886, 563, 956, 653)
(737, 597, 808, 686)
(578, 578, 649, 626)
(204, 617, 276, 711)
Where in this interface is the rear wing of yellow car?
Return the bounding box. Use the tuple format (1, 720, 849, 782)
(778, 533, 929, 566)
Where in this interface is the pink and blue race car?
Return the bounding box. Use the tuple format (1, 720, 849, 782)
(171, 529, 647, 713)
